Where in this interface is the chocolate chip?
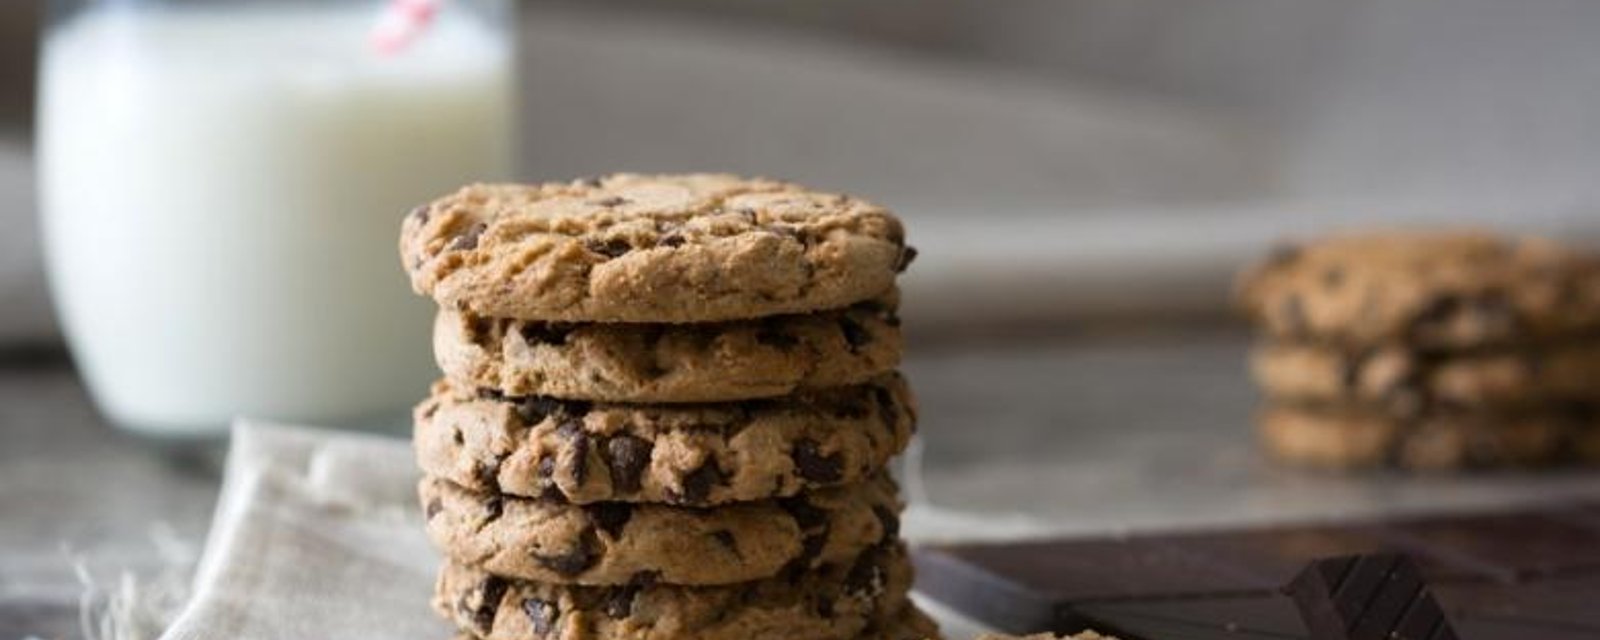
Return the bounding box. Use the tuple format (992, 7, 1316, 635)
(658, 234, 686, 248)
(587, 503, 633, 538)
(839, 318, 871, 353)
(467, 316, 495, 346)
(603, 584, 642, 619)
(425, 498, 444, 520)
(520, 323, 573, 347)
(895, 246, 918, 273)
(481, 495, 503, 522)
(871, 386, 900, 434)
(587, 237, 632, 259)
(844, 551, 886, 597)
(557, 419, 591, 486)
(710, 530, 741, 557)
(603, 435, 652, 494)
(1340, 348, 1374, 391)
(408, 204, 431, 225)
(475, 461, 500, 491)
(629, 570, 660, 587)
(449, 222, 487, 251)
(872, 505, 900, 541)
(516, 397, 563, 426)
(779, 496, 829, 531)
(521, 598, 559, 636)
(792, 532, 828, 574)
(476, 387, 505, 401)
(577, 176, 604, 187)
(452, 428, 465, 446)
(1322, 266, 1345, 289)
(536, 456, 564, 501)
(466, 576, 507, 635)
(595, 196, 629, 207)
(792, 439, 843, 483)
(673, 462, 725, 505)
(533, 527, 600, 576)
(737, 208, 759, 224)
(756, 321, 800, 349)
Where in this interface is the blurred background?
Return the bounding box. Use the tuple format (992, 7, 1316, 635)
(4, 0, 1600, 344)
(6, 1, 1600, 636)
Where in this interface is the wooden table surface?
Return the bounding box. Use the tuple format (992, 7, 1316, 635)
(5, 330, 1600, 639)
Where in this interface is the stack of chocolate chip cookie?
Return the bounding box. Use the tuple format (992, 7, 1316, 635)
(1238, 231, 1600, 470)
(399, 174, 935, 640)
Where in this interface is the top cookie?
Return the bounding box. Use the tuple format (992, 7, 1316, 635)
(400, 174, 913, 323)
(1237, 231, 1600, 348)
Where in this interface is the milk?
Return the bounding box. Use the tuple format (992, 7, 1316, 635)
(39, 6, 514, 438)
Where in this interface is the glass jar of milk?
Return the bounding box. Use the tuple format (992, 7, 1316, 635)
(38, 0, 514, 441)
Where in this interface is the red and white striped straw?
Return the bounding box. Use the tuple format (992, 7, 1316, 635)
(370, 0, 441, 55)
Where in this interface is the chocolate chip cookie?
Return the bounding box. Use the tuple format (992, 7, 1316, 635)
(433, 543, 914, 640)
(421, 474, 902, 586)
(434, 295, 902, 403)
(1237, 231, 1600, 349)
(1258, 404, 1578, 471)
(401, 174, 914, 323)
(414, 376, 914, 505)
(1251, 341, 1600, 413)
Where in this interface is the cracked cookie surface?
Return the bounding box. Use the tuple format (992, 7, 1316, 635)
(433, 543, 913, 640)
(1237, 231, 1600, 349)
(434, 295, 901, 403)
(420, 474, 902, 586)
(400, 174, 913, 323)
(414, 375, 914, 505)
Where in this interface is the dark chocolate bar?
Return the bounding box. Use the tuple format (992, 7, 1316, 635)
(913, 500, 1600, 640)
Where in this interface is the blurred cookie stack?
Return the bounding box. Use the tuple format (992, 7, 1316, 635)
(1238, 231, 1600, 470)
(399, 174, 936, 640)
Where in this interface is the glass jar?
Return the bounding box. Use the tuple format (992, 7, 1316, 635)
(38, 0, 515, 441)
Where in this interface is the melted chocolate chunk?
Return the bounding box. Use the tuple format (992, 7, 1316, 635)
(467, 316, 496, 346)
(425, 498, 444, 520)
(710, 530, 741, 557)
(839, 318, 872, 353)
(558, 419, 591, 486)
(792, 439, 844, 483)
(466, 576, 507, 635)
(896, 246, 919, 273)
(595, 196, 630, 207)
(604, 584, 643, 619)
(449, 222, 487, 251)
(603, 435, 652, 495)
(587, 237, 633, 259)
(873, 505, 901, 541)
(476, 387, 506, 401)
(658, 233, 686, 248)
(674, 462, 726, 505)
(872, 385, 901, 435)
(522, 598, 559, 636)
(845, 550, 887, 597)
(533, 527, 601, 576)
(408, 204, 431, 225)
(587, 503, 634, 538)
(780, 496, 830, 532)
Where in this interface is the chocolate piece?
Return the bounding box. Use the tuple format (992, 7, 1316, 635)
(533, 527, 600, 576)
(586, 503, 633, 538)
(792, 438, 843, 483)
(915, 502, 1600, 639)
(449, 222, 487, 251)
(602, 435, 651, 494)
(587, 237, 632, 258)
(1285, 554, 1457, 640)
(673, 462, 725, 505)
(521, 597, 559, 636)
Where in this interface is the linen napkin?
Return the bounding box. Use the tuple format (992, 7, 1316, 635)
(155, 421, 993, 640)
